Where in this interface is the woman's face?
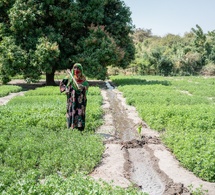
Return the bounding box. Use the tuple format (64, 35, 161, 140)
(73, 66, 81, 76)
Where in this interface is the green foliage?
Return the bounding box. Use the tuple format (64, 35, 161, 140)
(110, 75, 215, 182)
(191, 25, 207, 55)
(34, 37, 60, 74)
(188, 184, 208, 195)
(129, 25, 215, 77)
(0, 86, 106, 193)
(0, 85, 144, 194)
(0, 85, 22, 97)
(2, 172, 145, 195)
(75, 26, 119, 80)
(131, 28, 153, 43)
(200, 62, 215, 76)
(0, 36, 28, 83)
(1, 127, 104, 176)
(25, 86, 62, 96)
(0, 0, 135, 84)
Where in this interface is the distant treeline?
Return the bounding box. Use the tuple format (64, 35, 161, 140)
(124, 25, 215, 76)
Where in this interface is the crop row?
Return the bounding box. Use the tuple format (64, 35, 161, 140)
(110, 75, 215, 182)
(0, 86, 144, 194)
(0, 85, 22, 97)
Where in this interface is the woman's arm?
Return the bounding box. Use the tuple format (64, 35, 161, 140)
(59, 78, 69, 93)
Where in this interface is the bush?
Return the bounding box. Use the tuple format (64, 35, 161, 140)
(200, 63, 215, 76)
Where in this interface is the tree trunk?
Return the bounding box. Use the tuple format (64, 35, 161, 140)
(46, 70, 57, 86)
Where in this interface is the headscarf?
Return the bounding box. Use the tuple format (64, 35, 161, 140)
(69, 63, 89, 92)
(72, 63, 84, 82)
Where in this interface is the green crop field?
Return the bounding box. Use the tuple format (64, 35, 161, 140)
(110, 75, 215, 182)
(0, 85, 144, 194)
(0, 85, 22, 97)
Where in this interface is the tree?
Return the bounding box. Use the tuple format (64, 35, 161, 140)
(191, 25, 206, 53)
(0, 0, 135, 85)
(206, 30, 215, 64)
(131, 28, 153, 43)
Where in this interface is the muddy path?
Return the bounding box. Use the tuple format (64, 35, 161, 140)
(1, 80, 215, 195)
(90, 81, 215, 195)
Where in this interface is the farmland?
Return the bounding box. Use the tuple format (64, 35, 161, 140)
(110, 75, 215, 182)
(1, 75, 215, 194)
(0, 85, 22, 97)
(0, 85, 144, 194)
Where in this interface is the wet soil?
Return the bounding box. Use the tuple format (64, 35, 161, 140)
(1, 80, 215, 195)
(90, 81, 215, 195)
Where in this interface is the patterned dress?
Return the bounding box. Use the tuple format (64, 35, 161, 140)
(60, 78, 88, 131)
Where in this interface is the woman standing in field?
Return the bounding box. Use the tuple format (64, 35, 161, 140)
(60, 63, 89, 131)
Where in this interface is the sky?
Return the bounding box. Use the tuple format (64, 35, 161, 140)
(123, 0, 215, 37)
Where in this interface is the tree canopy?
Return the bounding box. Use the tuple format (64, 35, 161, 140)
(129, 25, 215, 76)
(0, 0, 135, 84)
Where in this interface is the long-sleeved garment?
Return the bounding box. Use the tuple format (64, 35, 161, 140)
(60, 78, 88, 131)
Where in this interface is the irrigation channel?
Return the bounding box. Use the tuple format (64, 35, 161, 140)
(1, 80, 215, 195)
(90, 81, 215, 195)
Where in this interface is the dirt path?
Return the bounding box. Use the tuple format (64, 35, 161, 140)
(0, 91, 25, 105)
(1, 80, 215, 195)
(0, 80, 46, 106)
(90, 81, 215, 195)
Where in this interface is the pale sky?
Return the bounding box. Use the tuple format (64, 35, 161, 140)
(123, 0, 215, 37)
